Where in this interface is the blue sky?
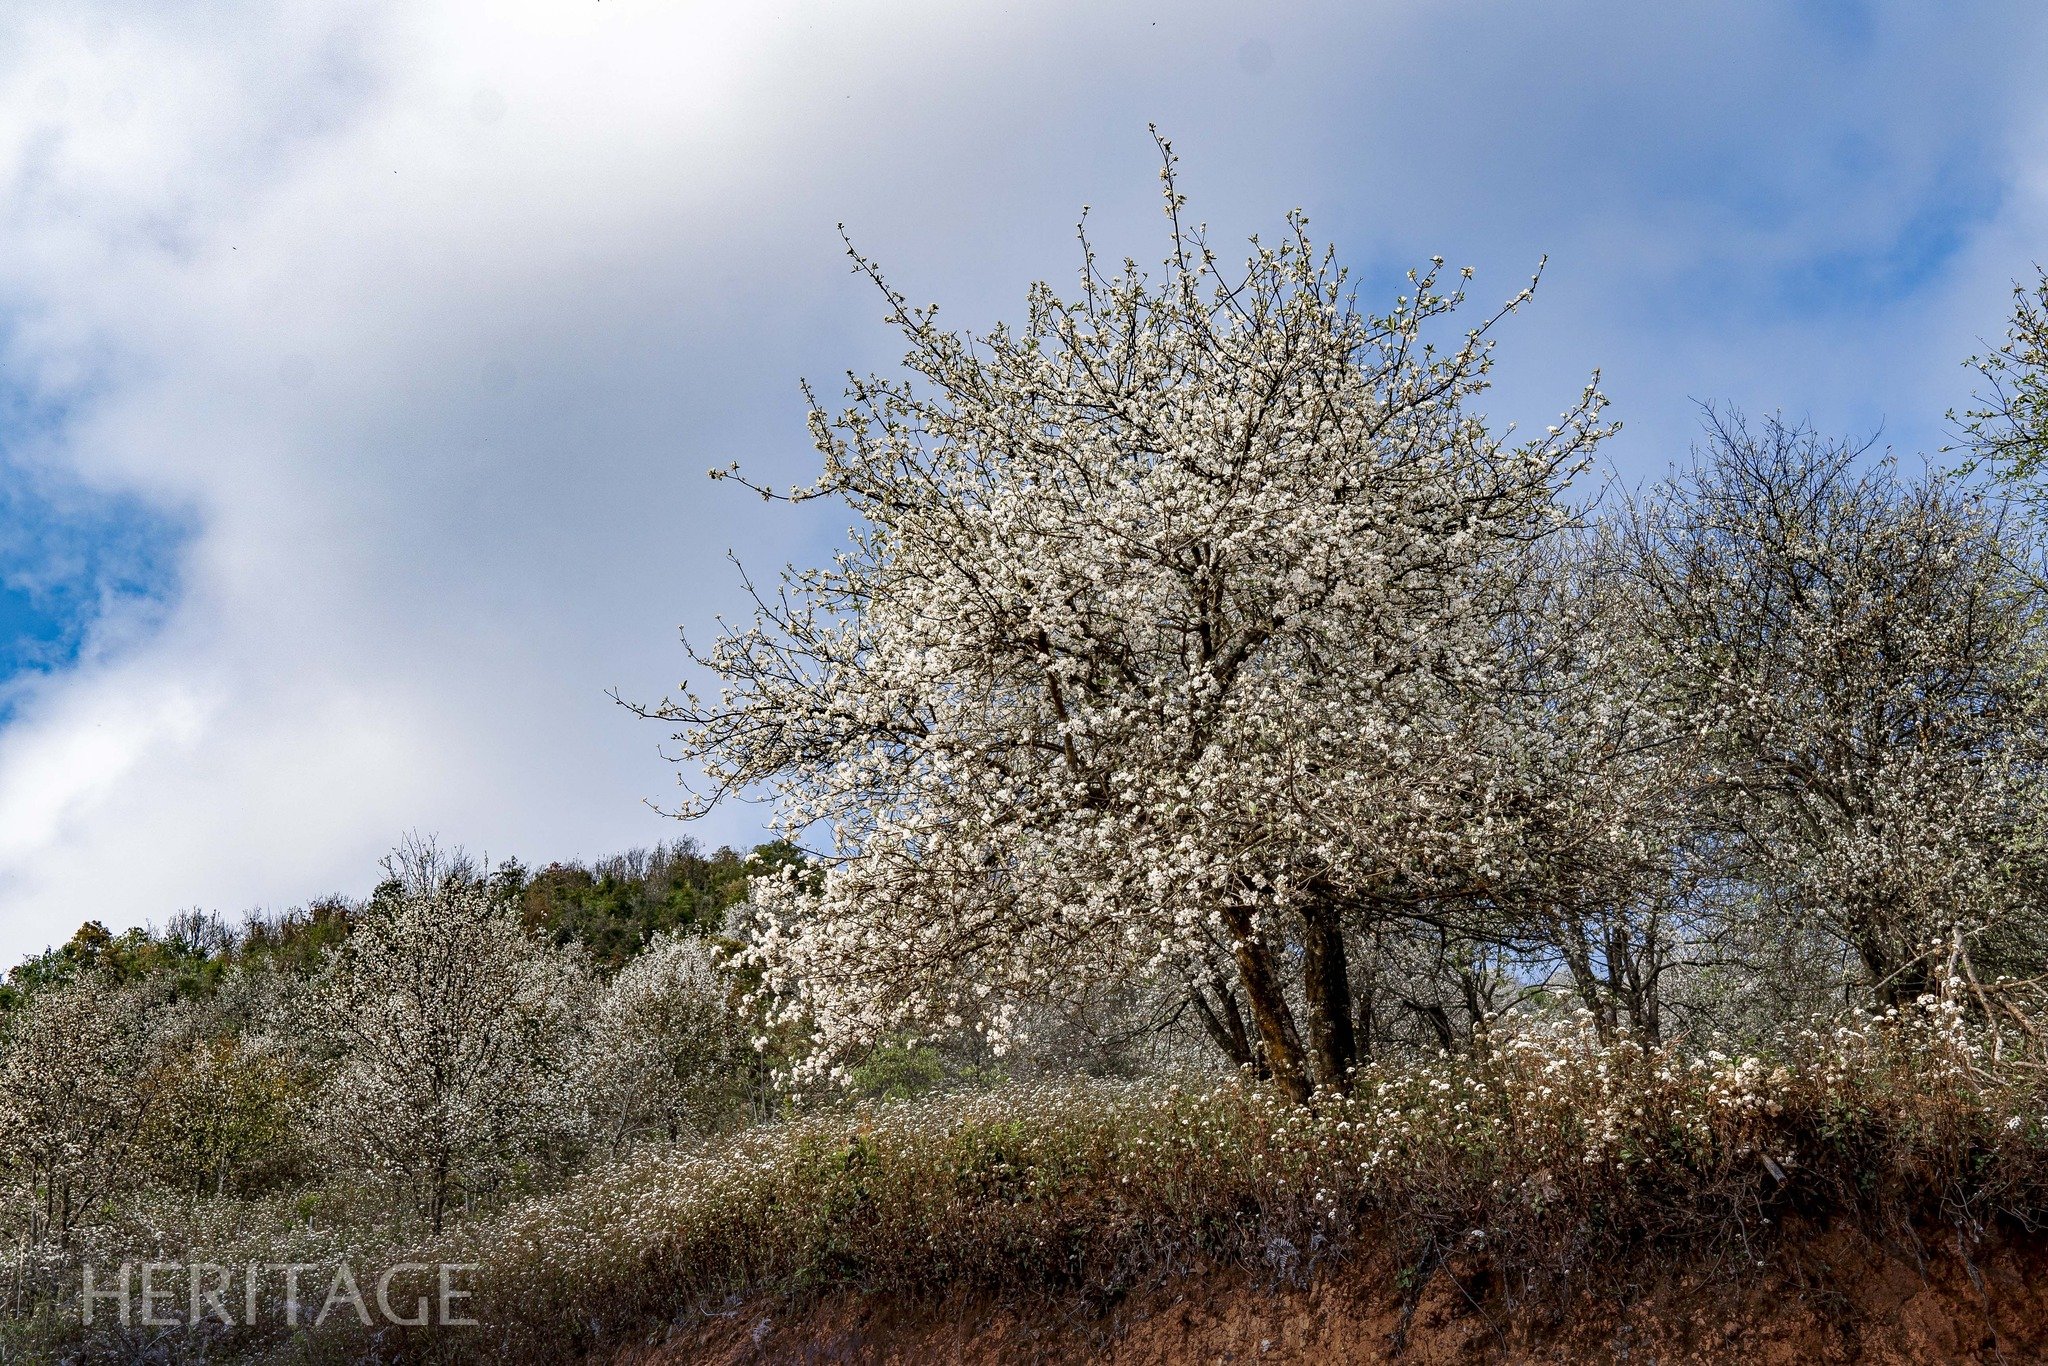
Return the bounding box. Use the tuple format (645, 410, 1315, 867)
(0, 442, 186, 695)
(0, 0, 2043, 961)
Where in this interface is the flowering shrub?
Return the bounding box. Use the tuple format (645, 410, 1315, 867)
(330, 1004, 2048, 1362)
(580, 931, 759, 1146)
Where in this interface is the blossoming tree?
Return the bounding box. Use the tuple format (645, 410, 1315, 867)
(306, 874, 588, 1231)
(646, 142, 1613, 1102)
(0, 975, 151, 1246)
(1625, 410, 2048, 1007)
(582, 931, 756, 1146)
(1958, 268, 2048, 509)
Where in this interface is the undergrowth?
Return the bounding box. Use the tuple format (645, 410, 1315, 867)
(301, 1001, 2048, 1363)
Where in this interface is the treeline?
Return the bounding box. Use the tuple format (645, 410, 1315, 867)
(516, 839, 803, 966)
(0, 836, 794, 1007)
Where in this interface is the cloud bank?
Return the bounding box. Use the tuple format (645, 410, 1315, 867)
(0, 0, 2043, 959)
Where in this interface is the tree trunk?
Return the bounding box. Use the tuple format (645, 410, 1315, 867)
(1300, 899, 1357, 1093)
(1410, 1000, 1456, 1051)
(1850, 894, 1931, 1008)
(1352, 929, 1380, 1064)
(1221, 905, 1313, 1105)
(1212, 974, 1264, 1077)
(428, 1155, 450, 1235)
(1867, 945, 1933, 1009)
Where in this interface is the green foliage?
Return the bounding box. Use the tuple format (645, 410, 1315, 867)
(3, 919, 207, 1005)
(232, 897, 357, 978)
(515, 839, 798, 967)
(0, 837, 801, 1016)
(2, 900, 356, 1016)
(845, 1033, 1012, 1102)
(138, 1035, 312, 1197)
(848, 1040, 954, 1101)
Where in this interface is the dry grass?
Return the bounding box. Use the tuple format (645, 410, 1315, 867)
(318, 1002, 2048, 1363)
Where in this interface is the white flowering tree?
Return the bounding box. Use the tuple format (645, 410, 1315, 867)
(1957, 268, 2048, 508)
(644, 142, 1612, 1102)
(0, 975, 151, 1246)
(305, 875, 589, 1232)
(1625, 410, 2048, 1007)
(581, 932, 756, 1146)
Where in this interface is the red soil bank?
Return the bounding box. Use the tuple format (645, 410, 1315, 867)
(614, 1222, 2048, 1364)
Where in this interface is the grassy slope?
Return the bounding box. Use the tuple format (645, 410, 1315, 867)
(310, 1009, 2048, 1363)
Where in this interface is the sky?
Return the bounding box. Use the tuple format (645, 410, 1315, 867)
(0, 0, 2044, 962)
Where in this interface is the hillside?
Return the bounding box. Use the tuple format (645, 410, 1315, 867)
(196, 1015, 2043, 1366)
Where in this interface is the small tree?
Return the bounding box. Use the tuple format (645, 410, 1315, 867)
(0, 976, 151, 1246)
(305, 874, 588, 1232)
(582, 932, 755, 1146)
(644, 140, 1611, 1101)
(1414, 532, 1710, 1044)
(1626, 411, 2048, 1006)
(139, 1029, 307, 1198)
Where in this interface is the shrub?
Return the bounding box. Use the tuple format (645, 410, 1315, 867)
(335, 1001, 2048, 1362)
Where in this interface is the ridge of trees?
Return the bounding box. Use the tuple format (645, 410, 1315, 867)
(0, 836, 799, 1013)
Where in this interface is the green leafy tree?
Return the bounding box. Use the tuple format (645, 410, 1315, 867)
(139, 1032, 309, 1197)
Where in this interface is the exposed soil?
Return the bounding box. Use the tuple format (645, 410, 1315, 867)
(611, 1222, 2048, 1364)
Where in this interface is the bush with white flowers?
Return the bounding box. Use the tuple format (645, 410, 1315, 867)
(305, 878, 590, 1232)
(582, 931, 756, 1145)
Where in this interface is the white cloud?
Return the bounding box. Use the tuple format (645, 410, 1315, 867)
(0, 0, 2044, 958)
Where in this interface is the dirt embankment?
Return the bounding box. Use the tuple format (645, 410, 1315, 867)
(613, 1223, 2048, 1364)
